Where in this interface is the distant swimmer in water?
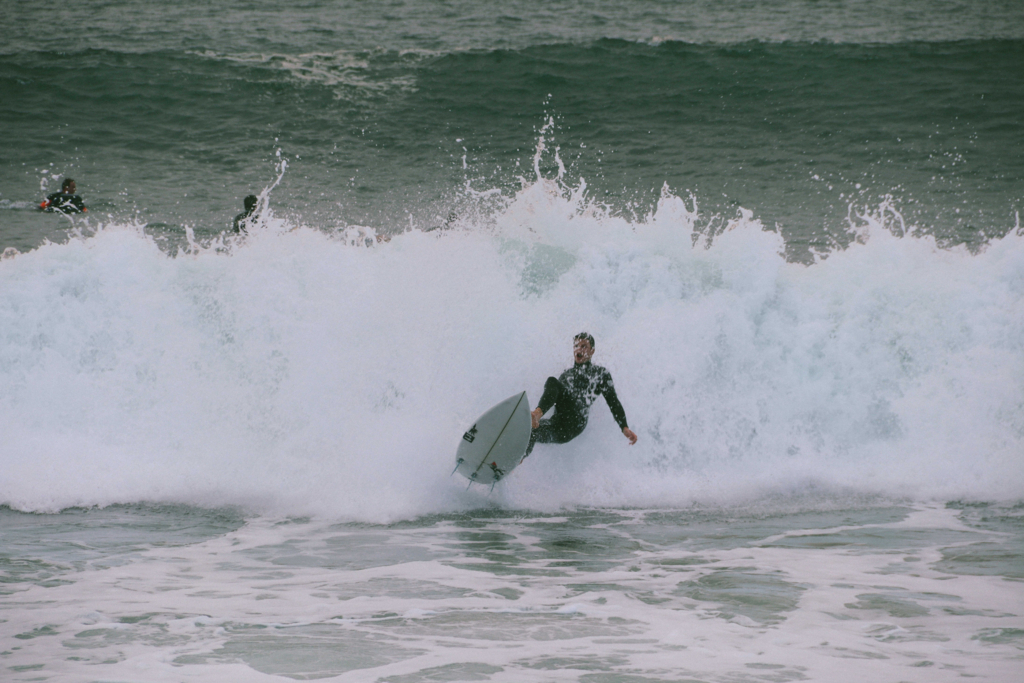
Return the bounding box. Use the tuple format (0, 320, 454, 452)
(39, 178, 87, 214)
(233, 194, 258, 233)
(424, 210, 459, 233)
(525, 332, 638, 458)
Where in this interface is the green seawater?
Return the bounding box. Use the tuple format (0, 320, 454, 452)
(2, 1, 1022, 258)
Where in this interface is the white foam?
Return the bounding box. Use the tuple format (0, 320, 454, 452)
(1, 178, 1022, 519)
(2, 504, 1021, 683)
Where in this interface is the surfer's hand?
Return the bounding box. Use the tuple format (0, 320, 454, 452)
(531, 407, 543, 429)
(623, 427, 638, 445)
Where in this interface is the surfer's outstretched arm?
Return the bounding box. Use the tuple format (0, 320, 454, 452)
(602, 379, 637, 445)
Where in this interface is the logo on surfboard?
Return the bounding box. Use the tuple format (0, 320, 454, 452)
(488, 461, 505, 480)
(463, 425, 478, 443)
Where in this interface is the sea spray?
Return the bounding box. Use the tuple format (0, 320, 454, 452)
(1, 176, 1022, 520)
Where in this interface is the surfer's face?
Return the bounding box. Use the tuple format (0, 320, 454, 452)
(573, 338, 594, 364)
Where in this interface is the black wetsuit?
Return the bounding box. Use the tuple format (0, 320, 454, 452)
(233, 210, 254, 233)
(43, 192, 86, 214)
(526, 361, 629, 457)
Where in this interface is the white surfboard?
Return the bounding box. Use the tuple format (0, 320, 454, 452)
(454, 392, 532, 486)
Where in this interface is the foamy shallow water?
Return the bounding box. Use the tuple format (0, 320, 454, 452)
(1, 502, 1021, 682)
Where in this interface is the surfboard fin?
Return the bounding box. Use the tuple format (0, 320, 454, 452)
(451, 458, 464, 476)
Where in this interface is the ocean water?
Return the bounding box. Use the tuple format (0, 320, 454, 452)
(2, 1, 1023, 681)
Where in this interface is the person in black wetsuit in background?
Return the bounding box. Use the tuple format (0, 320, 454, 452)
(233, 194, 258, 233)
(40, 178, 87, 214)
(525, 332, 638, 458)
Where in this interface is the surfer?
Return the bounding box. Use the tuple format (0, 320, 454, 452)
(39, 178, 87, 214)
(526, 332, 638, 457)
(233, 194, 258, 233)
(424, 210, 459, 233)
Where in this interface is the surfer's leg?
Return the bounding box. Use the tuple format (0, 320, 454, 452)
(525, 418, 555, 458)
(525, 377, 586, 458)
(537, 377, 563, 413)
(524, 414, 586, 458)
(538, 377, 586, 420)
